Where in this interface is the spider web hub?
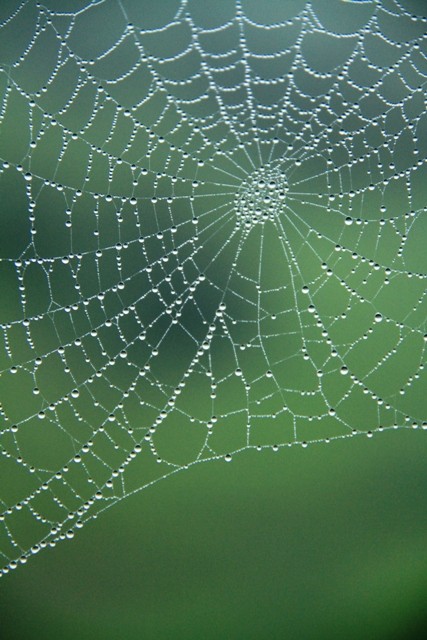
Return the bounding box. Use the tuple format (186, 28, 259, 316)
(234, 165, 289, 228)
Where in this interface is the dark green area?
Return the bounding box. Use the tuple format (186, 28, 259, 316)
(2, 430, 427, 640)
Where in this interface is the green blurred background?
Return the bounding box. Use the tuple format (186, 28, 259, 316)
(2, 430, 427, 640)
(1, 0, 427, 638)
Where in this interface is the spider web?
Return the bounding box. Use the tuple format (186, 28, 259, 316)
(0, 0, 426, 575)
